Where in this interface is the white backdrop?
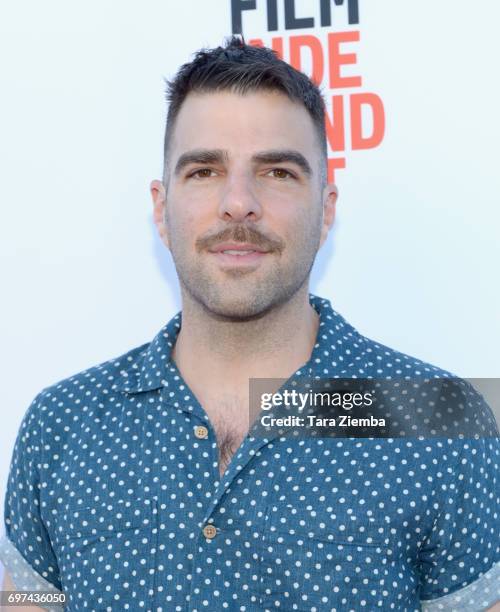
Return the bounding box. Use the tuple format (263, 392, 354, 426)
(1, 0, 499, 579)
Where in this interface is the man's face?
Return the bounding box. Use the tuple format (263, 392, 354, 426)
(152, 90, 336, 320)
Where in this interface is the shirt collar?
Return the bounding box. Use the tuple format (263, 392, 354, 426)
(298, 294, 361, 379)
(115, 294, 358, 394)
(115, 311, 183, 393)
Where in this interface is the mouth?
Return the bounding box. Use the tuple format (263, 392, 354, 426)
(208, 243, 270, 267)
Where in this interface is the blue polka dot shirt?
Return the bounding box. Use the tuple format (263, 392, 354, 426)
(1, 294, 499, 611)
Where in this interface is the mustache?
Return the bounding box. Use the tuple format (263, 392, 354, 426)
(195, 225, 284, 253)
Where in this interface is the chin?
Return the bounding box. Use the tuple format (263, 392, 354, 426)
(181, 266, 310, 322)
(202, 294, 273, 322)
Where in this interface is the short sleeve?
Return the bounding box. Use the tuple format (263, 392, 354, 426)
(1, 392, 62, 590)
(418, 437, 500, 610)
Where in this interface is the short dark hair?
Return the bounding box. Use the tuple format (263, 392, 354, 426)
(163, 36, 327, 184)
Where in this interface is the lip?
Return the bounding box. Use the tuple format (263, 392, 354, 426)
(209, 242, 269, 254)
(208, 243, 270, 267)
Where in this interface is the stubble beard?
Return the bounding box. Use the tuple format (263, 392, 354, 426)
(166, 213, 322, 322)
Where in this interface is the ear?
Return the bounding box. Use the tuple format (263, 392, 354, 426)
(150, 179, 169, 249)
(319, 182, 338, 248)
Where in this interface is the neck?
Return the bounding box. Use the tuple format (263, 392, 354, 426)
(172, 286, 319, 391)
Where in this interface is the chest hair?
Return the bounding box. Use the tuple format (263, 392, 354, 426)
(205, 399, 249, 477)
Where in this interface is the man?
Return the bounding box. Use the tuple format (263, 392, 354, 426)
(1, 37, 499, 612)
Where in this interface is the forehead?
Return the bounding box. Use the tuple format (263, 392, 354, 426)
(169, 90, 320, 164)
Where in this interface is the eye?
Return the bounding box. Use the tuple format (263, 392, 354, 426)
(268, 168, 295, 180)
(188, 168, 217, 179)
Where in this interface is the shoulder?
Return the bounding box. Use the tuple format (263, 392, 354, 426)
(313, 295, 498, 435)
(312, 293, 456, 379)
(329, 312, 457, 381)
(351, 331, 497, 433)
(353, 331, 456, 378)
(27, 340, 151, 426)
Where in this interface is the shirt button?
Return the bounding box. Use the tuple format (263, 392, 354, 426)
(202, 524, 217, 539)
(194, 425, 209, 439)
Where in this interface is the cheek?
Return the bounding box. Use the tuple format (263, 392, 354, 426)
(167, 199, 213, 247)
(272, 199, 320, 242)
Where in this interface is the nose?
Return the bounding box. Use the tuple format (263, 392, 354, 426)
(218, 172, 263, 222)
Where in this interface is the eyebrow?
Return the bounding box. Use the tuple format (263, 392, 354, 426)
(174, 149, 228, 176)
(251, 149, 312, 177)
(173, 148, 312, 177)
